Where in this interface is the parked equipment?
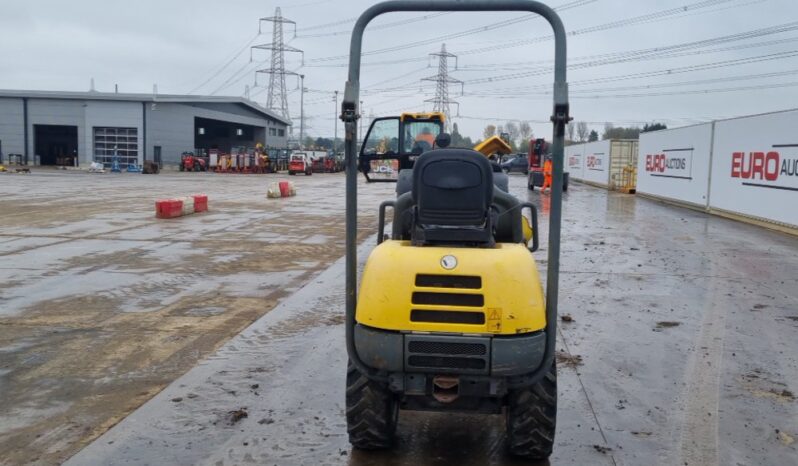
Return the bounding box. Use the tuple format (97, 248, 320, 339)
(528, 138, 569, 191)
(288, 153, 312, 176)
(340, 0, 569, 460)
(179, 151, 207, 172)
(142, 161, 160, 174)
(359, 112, 445, 182)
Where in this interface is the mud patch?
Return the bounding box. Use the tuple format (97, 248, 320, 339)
(556, 350, 583, 368)
(654, 321, 681, 330)
(739, 371, 795, 403)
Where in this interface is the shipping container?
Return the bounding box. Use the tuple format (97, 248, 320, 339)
(709, 108, 798, 229)
(566, 139, 638, 191)
(636, 123, 713, 208)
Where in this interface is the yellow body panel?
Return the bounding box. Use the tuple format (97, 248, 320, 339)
(400, 112, 444, 122)
(356, 241, 546, 335)
(473, 135, 513, 157)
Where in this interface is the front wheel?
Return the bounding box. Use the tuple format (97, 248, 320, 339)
(506, 361, 557, 459)
(346, 362, 398, 450)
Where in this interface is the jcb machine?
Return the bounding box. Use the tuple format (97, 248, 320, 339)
(340, 0, 569, 459)
(359, 112, 444, 182)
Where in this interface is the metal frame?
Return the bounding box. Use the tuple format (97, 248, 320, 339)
(341, 0, 569, 386)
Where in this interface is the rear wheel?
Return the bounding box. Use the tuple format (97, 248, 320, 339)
(506, 361, 557, 459)
(346, 362, 398, 450)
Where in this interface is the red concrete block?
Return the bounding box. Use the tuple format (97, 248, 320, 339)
(193, 194, 208, 213)
(279, 181, 290, 197)
(156, 199, 184, 219)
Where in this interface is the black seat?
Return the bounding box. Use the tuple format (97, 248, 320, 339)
(411, 149, 495, 246)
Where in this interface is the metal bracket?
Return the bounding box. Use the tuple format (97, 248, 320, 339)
(341, 104, 358, 123)
(550, 103, 572, 125)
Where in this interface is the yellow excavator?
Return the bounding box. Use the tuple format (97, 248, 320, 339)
(340, 0, 569, 460)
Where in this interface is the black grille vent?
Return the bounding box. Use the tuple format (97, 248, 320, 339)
(408, 355, 486, 370)
(410, 310, 485, 325)
(408, 340, 487, 355)
(415, 274, 482, 289)
(411, 292, 484, 307)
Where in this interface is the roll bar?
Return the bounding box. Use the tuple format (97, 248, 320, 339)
(341, 0, 569, 385)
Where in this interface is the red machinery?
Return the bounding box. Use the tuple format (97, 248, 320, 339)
(288, 153, 312, 176)
(527, 138, 569, 191)
(179, 151, 207, 172)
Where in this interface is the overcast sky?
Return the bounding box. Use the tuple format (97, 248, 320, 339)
(3, 0, 798, 141)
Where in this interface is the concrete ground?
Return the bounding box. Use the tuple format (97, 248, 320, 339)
(0, 169, 393, 465)
(2, 170, 797, 466)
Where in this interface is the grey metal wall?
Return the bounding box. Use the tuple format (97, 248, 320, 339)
(26, 98, 87, 165)
(0, 97, 287, 166)
(0, 98, 24, 159)
(146, 102, 287, 165)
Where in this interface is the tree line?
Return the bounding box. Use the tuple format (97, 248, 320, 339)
(565, 121, 668, 144)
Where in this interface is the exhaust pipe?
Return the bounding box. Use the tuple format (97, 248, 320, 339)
(432, 376, 460, 403)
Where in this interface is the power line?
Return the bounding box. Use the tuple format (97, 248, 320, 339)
(305, 0, 597, 63)
(462, 50, 798, 92)
(187, 32, 261, 94)
(297, 13, 450, 38)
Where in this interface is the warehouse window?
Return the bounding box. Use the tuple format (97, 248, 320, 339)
(94, 127, 138, 168)
(269, 128, 277, 136)
(277, 129, 285, 137)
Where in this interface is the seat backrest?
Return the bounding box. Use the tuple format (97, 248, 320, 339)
(411, 149, 494, 245)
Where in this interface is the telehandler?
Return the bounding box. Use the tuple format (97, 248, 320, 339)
(340, 0, 569, 459)
(359, 112, 444, 182)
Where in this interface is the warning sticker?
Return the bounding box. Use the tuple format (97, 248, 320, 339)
(487, 308, 502, 333)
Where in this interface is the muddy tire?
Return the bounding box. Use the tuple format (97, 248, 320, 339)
(506, 361, 557, 459)
(346, 362, 397, 450)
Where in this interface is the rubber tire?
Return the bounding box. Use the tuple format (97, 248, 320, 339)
(506, 361, 557, 459)
(346, 362, 398, 450)
(179, 164, 184, 172)
(289, 171, 295, 175)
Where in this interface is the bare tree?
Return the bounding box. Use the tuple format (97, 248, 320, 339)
(566, 121, 575, 142)
(483, 124, 496, 139)
(504, 122, 519, 147)
(519, 121, 532, 142)
(576, 121, 589, 142)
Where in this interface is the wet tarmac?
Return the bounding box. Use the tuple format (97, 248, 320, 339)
(61, 174, 797, 466)
(0, 169, 393, 465)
